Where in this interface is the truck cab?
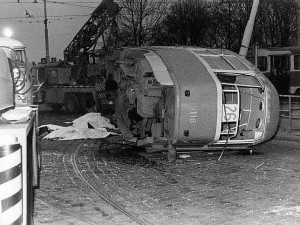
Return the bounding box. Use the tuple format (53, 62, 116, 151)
(0, 36, 33, 106)
(0, 36, 39, 225)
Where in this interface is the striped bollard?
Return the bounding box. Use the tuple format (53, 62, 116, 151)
(0, 135, 23, 225)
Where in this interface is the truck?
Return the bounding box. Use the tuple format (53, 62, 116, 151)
(0, 36, 33, 106)
(0, 36, 39, 225)
(32, 0, 119, 113)
(31, 59, 105, 113)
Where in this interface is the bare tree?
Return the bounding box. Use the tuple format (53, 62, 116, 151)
(116, 0, 297, 51)
(204, 0, 253, 52)
(254, 0, 297, 47)
(154, 0, 212, 46)
(208, 0, 297, 49)
(117, 0, 171, 46)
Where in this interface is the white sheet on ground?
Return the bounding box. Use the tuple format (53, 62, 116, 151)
(41, 113, 117, 140)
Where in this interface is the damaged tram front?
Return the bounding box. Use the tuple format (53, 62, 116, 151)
(113, 47, 280, 157)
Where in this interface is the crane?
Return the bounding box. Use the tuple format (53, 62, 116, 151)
(64, 0, 119, 83)
(64, 0, 119, 63)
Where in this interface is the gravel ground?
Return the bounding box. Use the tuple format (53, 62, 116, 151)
(33, 107, 300, 225)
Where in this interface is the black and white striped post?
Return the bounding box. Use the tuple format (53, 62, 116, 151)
(0, 135, 23, 225)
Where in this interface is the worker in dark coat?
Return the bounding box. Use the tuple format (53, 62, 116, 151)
(105, 73, 118, 91)
(105, 73, 118, 101)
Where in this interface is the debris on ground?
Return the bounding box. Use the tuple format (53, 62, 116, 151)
(179, 154, 191, 159)
(39, 113, 117, 140)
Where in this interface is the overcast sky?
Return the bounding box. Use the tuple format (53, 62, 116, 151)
(0, 0, 100, 63)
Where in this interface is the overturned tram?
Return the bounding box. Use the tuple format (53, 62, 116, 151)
(114, 46, 279, 156)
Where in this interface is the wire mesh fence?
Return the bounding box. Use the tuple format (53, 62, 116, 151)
(279, 95, 300, 133)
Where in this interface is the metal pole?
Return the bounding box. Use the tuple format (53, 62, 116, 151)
(298, 0, 300, 46)
(288, 95, 292, 133)
(254, 43, 258, 67)
(44, 0, 50, 63)
(139, 0, 143, 46)
(239, 0, 260, 57)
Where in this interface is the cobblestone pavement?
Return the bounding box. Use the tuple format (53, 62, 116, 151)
(34, 139, 139, 225)
(34, 110, 300, 225)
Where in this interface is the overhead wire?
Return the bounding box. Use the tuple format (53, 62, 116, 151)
(0, 0, 95, 23)
(0, 1, 99, 4)
(0, 0, 178, 5)
(48, 0, 96, 9)
(17, 0, 35, 18)
(0, 0, 179, 25)
(0, 14, 90, 20)
(0, 14, 91, 23)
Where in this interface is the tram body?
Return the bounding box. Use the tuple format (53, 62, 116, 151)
(254, 47, 300, 95)
(114, 46, 280, 151)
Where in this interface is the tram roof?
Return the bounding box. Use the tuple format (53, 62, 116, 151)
(0, 36, 25, 49)
(257, 47, 300, 56)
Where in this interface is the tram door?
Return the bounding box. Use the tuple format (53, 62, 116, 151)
(269, 54, 290, 94)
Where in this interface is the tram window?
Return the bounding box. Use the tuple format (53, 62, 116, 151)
(272, 55, 289, 72)
(280, 56, 289, 71)
(11, 50, 26, 64)
(202, 56, 235, 70)
(257, 56, 267, 71)
(224, 56, 249, 70)
(294, 55, 300, 70)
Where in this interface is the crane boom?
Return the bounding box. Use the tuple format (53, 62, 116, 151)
(63, 0, 119, 63)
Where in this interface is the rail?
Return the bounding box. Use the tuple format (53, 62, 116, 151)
(279, 95, 300, 133)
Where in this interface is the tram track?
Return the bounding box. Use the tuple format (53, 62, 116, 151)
(35, 196, 98, 225)
(71, 141, 152, 225)
(35, 109, 300, 225)
(85, 138, 197, 225)
(37, 137, 257, 225)
(34, 140, 103, 225)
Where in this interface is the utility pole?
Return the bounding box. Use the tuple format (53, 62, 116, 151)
(17, 1, 49, 61)
(239, 0, 259, 57)
(138, 0, 143, 46)
(43, 0, 50, 63)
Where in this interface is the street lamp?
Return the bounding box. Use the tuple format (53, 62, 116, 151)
(3, 27, 13, 38)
